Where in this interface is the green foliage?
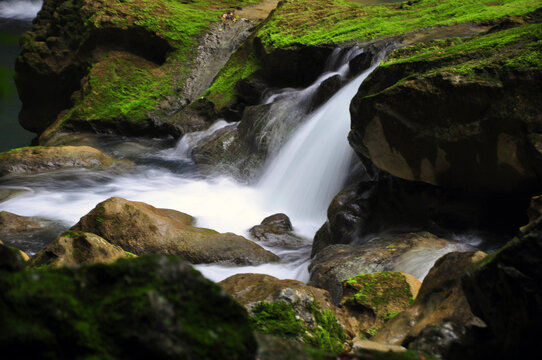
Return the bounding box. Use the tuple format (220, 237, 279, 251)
(304, 302, 346, 354)
(256, 0, 540, 47)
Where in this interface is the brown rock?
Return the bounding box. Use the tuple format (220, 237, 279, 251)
(309, 232, 472, 304)
(249, 213, 310, 248)
(71, 197, 279, 265)
(0, 146, 131, 177)
(29, 231, 129, 268)
(372, 251, 487, 349)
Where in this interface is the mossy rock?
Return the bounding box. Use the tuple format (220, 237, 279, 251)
(220, 273, 346, 355)
(16, 0, 267, 138)
(340, 271, 420, 338)
(0, 255, 257, 358)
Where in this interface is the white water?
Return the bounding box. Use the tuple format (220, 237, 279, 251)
(0, 0, 42, 20)
(258, 63, 379, 224)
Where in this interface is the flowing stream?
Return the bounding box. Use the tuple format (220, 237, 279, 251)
(0, 47, 378, 283)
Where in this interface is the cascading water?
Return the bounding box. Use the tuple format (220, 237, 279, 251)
(0, 0, 42, 20)
(258, 62, 379, 224)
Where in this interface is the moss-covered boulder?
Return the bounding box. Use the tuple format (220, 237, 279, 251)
(71, 196, 279, 265)
(372, 251, 487, 358)
(340, 272, 420, 339)
(15, 0, 269, 139)
(349, 8, 542, 193)
(29, 230, 129, 268)
(0, 145, 132, 177)
(0, 255, 257, 359)
(309, 232, 472, 304)
(220, 273, 346, 354)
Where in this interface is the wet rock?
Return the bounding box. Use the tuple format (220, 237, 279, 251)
(0, 146, 132, 177)
(352, 339, 406, 353)
(0, 241, 27, 272)
(308, 74, 343, 112)
(220, 273, 346, 354)
(0, 255, 257, 359)
(339, 271, 421, 338)
(372, 251, 487, 358)
(312, 176, 528, 257)
(71, 196, 279, 265)
(249, 213, 310, 248)
(309, 232, 472, 304)
(0, 211, 68, 256)
(29, 230, 129, 268)
(458, 206, 542, 359)
(349, 24, 542, 193)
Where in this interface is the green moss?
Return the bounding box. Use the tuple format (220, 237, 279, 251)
(204, 45, 261, 110)
(0, 255, 257, 358)
(345, 272, 414, 316)
(250, 300, 345, 355)
(384, 23, 542, 75)
(251, 301, 304, 338)
(257, 0, 540, 48)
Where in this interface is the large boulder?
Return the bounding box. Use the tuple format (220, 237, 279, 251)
(0, 146, 131, 177)
(312, 175, 529, 258)
(0, 255, 257, 359)
(249, 213, 310, 248)
(458, 201, 542, 359)
(0, 241, 27, 272)
(71, 196, 279, 265)
(16, 0, 264, 139)
(309, 232, 472, 304)
(349, 17, 542, 193)
(220, 273, 346, 354)
(372, 251, 487, 358)
(29, 230, 129, 268)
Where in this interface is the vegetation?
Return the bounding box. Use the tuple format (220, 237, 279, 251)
(0, 255, 257, 359)
(257, 0, 540, 47)
(250, 300, 346, 354)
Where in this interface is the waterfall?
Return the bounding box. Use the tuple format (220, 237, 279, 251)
(258, 62, 379, 224)
(0, 0, 42, 20)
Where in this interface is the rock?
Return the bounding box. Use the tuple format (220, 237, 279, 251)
(0, 211, 42, 233)
(16, 0, 258, 140)
(308, 74, 343, 112)
(352, 339, 406, 353)
(220, 273, 346, 354)
(339, 272, 420, 338)
(29, 230, 129, 268)
(71, 196, 279, 265)
(0, 211, 68, 256)
(309, 232, 472, 304)
(312, 176, 528, 258)
(349, 20, 542, 193)
(0, 255, 257, 359)
(372, 251, 487, 358)
(249, 213, 310, 248)
(458, 206, 542, 359)
(0, 146, 132, 177)
(255, 332, 318, 360)
(0, 241, 27, 272)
